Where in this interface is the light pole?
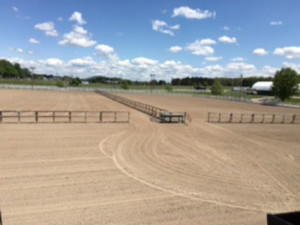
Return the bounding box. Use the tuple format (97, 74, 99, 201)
(150, 74, 155, 93)
(239, 74, 243, 99)
(30, 66, 35, 89)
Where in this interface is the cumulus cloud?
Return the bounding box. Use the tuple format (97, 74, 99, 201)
(185, 39, 215, 56)
(29, 38, 40, 44)
(223, 26, 230, 31)
(35, 22, 59, 37)
(152, 20, 180, 36)
(69, 11, 86, 25)
(231, 57, 247, 62)
(253, 48, 268, 56)
(273, 46, 300, 59)
(205, 56, 222, 62)
(172, 6, 216, 19)
(38, 58, 64, 67)
(169, 46, 183, 53)
(270, 21, 283, 26)
(13, 6, 19, 12)
(68, 57, 95, 67)
(282, 62, 300, 73)
(132, 57, 158, 65)
(2, 56, 276, 80)
(218, 36, 237, 44)
(16, 48, 23, 53)
(94, 44, 118, 61)
(59, 25, 97, 48)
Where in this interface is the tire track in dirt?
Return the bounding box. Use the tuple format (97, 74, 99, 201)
(100, 110, 300, 212)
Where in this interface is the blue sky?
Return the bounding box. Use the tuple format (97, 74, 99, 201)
(1, 0, 300, 81)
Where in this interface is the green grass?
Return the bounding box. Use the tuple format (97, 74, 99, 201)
(284, 98, 300, 105)
(0, 78, 56, 86)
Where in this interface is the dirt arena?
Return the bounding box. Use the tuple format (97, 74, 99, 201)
(0, 89, 299, 225)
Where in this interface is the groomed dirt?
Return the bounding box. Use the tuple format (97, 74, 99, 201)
(0, 89, 299, 225)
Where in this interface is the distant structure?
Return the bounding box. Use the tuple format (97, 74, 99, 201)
(252, 81, 273, 95)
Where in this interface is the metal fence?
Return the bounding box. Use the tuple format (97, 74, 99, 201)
(0, 110, 130, 124)
(208, 112, 300, 124)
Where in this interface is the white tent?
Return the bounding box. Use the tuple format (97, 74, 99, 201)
(252, 81, 273, 92)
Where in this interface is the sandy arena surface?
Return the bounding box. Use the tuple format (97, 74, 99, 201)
(0, 89, 299, 225)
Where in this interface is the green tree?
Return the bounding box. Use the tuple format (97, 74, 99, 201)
(165, 84, 173, 92)
(121, 81, 129, 90)
(272, 67, 299, 102)
(56, 80, 65, 88)
(70, 77, 81, 86)
(210, 79, 224, 95)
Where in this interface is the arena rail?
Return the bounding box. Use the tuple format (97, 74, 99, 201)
(0, 110, 130, 124)
(96, 91, 188, 123)
(207, 112, 300, 124)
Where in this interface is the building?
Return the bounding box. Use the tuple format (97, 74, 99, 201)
(251, 81, 273, 95)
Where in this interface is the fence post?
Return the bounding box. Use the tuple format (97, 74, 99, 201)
(282, 115, 285, 124)
(99, 112, 102, 123)
(261, 114, 265, 123)
(251, 114, 255, 123)
(0, 111, 2, 123)
(114, 112, 117, 122)
(218, 113, 221, 123)
(271, 114, 275, 123)
(18, 111, 21, 123)
(85, 112, 87, 123)
(291, 114, 296, 124)
(240, 114, 243, 123)
(53, 111, 55, 122)
(69, 111, 72, 123)
(35, 111, 38, 123)
(229, 113, 233, 123)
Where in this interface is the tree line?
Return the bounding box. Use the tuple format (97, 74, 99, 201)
(0, 59, 81, 86)
(171, 76, 274, 87)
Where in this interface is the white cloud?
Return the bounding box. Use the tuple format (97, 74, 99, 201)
(205, 56, 223, 62)
(43, 58, 64, 66)
(95, 44, 114, 55)
(29, 38, 40, 44)
(273, 46, 300, 59)
(152, 20, 180, 36)
(69, 57, 95, 67)
(226, 62, 256, 72)
(185, 39, 215, 56)
(27, 51, 34, 55)
(59, 25, 97, 48)
(169, 46, 183, 53)
(231, 57, 247, 62)
(218, 36, 237, 44)
(13, 6, 19, 12)
(35, 22, 58, 37)
(223, 26, 230, 31)
(132, 57, 158, 65)
(270, 21, 283, 26)
(2, 56, 276, 80)
(282, 62, 300, 73)
(16, 48, 23, 53)
(69, 11, 86, 25)
(198, 38, 217, 45)
(172, 6, 216, 19)
(253, 48, 268, 56)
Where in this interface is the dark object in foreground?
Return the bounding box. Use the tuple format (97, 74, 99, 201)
(267, 211, 300, 225)
(0, 210, 2, 225)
